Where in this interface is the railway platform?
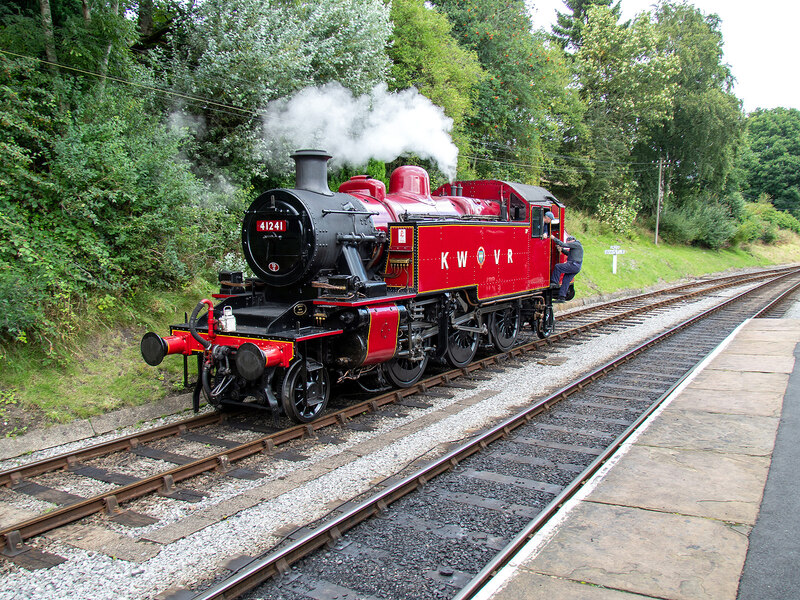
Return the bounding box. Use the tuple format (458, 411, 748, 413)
(476, 316, 800, 600)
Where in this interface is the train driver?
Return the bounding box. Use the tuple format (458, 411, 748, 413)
(543, 210, 556, 238)
(550, 234, 583, 303)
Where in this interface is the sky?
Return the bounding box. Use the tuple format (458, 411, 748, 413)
(526, 0, 799, 113)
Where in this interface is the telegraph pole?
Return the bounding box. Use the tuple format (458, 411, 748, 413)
(654, 156, 664, 245)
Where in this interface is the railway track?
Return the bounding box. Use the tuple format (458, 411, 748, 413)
(170, 271, 800, 600)
(2, 266, 790, 480)
(0, 267, 797, 579)
(755, 276, 800, 318)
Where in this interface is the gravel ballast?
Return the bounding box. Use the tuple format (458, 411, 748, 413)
(0, 281, 784, 599)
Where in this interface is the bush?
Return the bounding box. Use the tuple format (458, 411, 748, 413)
(0, 60, 245, 356)
(735, 219, 763, 244)
(733, 199, 797, 246)
(653, 205, 700, 245)
(596, 180, 641, 238)
(760, 225, 779, 244)
(722, 191, 746, 220)
(693, 202, 737, 249)
(653, 197, 737, 249)
(746, 197, 800, 234)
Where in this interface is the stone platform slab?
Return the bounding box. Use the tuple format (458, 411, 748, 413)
(478, 318, 800, 600)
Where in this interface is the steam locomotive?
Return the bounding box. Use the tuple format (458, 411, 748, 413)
(140, 150, 573, 423)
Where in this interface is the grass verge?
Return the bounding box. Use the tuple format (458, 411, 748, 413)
(0, 279, 214, 436)
(569, 212, 799, 296)
(1, 221, 798, 436)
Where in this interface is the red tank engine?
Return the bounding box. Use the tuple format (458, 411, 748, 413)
(141, 150, 572, 422)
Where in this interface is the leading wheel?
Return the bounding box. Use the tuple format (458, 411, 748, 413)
(385, 354, 430, 387)
(281, 359, 330, 423)
(489, 306, 521, 351)
(446, 314, 480, 368)
(536, 305, 555, 339)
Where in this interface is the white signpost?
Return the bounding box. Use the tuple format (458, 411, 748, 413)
(604, 245, 625, 274)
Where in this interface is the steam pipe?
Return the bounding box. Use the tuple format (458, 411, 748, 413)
(337, 233, 383, 243)
(190, 299, 215, 350)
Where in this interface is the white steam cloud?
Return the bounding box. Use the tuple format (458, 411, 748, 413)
(260, 82, 459, 181)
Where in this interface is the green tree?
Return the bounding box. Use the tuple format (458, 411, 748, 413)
(431, 0, 584, 184)
(551, 0, 621, 51)
(738, 108, 800, 215)
(636, 2, 743, 212)
(388, 0, 484, 178)
(0, 7, 231, 351)
(0, 56, 225, 346)
(572, 4, 677, 218)
(160, 0, 392, 186)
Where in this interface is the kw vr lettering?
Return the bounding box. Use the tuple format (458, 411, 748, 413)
(441, 250, 513, 269)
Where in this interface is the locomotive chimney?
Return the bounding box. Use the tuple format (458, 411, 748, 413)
(291, 149, 333, 196)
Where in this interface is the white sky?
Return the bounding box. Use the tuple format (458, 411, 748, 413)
(526, 0, 799, 113)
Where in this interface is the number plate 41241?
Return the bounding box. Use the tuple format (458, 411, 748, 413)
(256, 220, 288, 232)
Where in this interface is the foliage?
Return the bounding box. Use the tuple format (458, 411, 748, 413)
(736, 197, 800, 245)
(159, 0, 392, 187)
(0, 52, 236, 355)
(551, 0, 621, 51)
(653, 196, 737, 249)
(388, 0, 484, 177)
(329, 159, 388, 192)
(0, 0, 397, 356)
(736, 217, 777, 245)
(535, 209, 789, 305)
(595, 180, 641, 238)
(636, 2, 743, 208)
(570, 5, 678, 212)
(692, 202, 738, 249)
(431, 0, 585, 184)
(738, 108, 800, 215)
(754, 202, 800, 234)
(0, 54, 63, 343)
(306, 0, 391, 94)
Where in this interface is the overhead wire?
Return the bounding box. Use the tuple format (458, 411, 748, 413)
(467, 137, 660, 166)
(464, 136, 662, 174)
(462, 153, 656, 176)
(0, 48, 259, 120)
(1, 47, 663, 177)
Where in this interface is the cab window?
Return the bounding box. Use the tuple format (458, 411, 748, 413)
(510, 193, 526, 222)
(549, 208, 562, 237)
(531, 207, 543, 238)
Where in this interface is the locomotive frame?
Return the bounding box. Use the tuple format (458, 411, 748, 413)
(141, 150, 573, 423)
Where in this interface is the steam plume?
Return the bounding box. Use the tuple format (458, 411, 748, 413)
(260, 82, 459, 181)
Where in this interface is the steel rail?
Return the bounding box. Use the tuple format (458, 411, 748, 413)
(452, 271, 800, 599)
(183, 269, 799, 600)
(0, 411, 224, 487)
(2, 268, 796, 553)
(1, 267, 789, 486)
(557, 265, 797, 321)
(752, 278, 800, 318)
